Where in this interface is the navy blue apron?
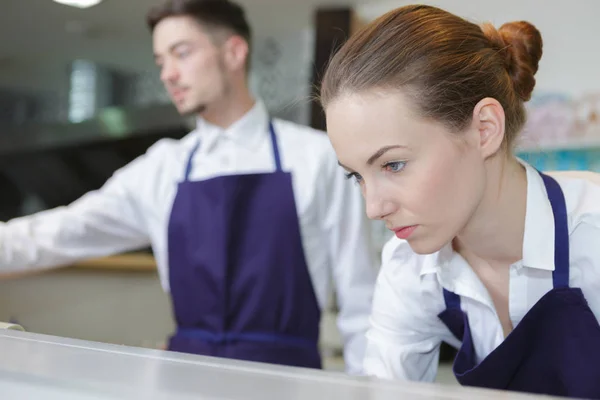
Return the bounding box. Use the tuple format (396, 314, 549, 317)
(438, 172, 600, 398)
(166, 121, 322, 368)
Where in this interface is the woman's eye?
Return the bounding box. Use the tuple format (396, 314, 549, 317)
(344, 172, 363, 184)
(384, 161, 406, 173)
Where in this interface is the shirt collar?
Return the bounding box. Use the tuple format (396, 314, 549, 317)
(520, 160, 556, 271)
(194, 99, 270, 153)
(420, 160, 556, 279)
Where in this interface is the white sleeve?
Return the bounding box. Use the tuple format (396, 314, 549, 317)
(0, 141, 168, 272)
(363, 240, 445, 382)
(320, 148, 378, 375)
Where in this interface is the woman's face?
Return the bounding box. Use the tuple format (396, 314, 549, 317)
(325, 90, 488, 255)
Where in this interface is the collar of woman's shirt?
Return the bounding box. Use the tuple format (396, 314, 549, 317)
(418, 161, 557, 309)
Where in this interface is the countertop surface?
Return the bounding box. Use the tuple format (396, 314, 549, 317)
(0, 329, 562, 400)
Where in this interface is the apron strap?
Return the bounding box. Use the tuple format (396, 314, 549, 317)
(268, 121, 283, 172)
(184, 121, 282, 180)
(443, 288, 461, 310)
(539, 173, 570, 289)
(184, 140, 202, 182)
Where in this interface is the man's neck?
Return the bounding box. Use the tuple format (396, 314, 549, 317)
(198, 88, 256, 129)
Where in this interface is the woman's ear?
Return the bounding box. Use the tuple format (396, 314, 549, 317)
(471, 97, 506, 159)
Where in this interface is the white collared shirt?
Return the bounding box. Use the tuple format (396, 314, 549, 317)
(363, 162, 600, 382)
(0, 100, 378, 374)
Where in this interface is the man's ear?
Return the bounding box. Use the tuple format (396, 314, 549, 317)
(223, 35, 249, 72)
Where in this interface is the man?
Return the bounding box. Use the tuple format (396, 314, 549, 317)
(0, 0, 377, 373)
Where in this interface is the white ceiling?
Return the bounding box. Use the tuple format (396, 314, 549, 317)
(0, 0, 358, 93)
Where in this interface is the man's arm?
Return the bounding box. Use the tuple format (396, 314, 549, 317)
(0, 141, 169, 272)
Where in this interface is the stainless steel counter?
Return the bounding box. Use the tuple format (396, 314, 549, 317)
(0, 329, 558, 399)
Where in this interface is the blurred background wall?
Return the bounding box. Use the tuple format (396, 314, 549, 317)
(0, 0, 599, 376)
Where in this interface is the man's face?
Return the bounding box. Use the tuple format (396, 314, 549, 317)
(153, 15, 229, 115)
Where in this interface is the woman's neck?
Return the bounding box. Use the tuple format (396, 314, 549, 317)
(453, 156, 528, 269)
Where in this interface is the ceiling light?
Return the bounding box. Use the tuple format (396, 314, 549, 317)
(53, 0, 103, 8)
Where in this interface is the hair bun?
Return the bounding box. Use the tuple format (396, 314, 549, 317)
(482, 21, 543, 101)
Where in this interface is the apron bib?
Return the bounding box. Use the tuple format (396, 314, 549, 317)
(166, 122, 322, 368)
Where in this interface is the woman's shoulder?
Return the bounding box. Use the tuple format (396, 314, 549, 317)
(374, 237, 451, 340)
(548, 170, 600, 321)
(548, 170, 600, 231)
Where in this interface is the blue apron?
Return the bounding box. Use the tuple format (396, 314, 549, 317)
(438, 172, 600, 398)
(166, 122, 322, 368)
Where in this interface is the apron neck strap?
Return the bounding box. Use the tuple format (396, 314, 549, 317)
(539, 172, 570, 289)
(184, 140, 201, 182)
(268, 121, 283, 172)
(443, 288, 461, 310)
(183, 120, 283, 181)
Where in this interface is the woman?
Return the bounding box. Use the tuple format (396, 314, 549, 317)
(320, 4, 600, 399)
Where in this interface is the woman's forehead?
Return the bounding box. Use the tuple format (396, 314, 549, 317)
(326, 91, 433, 143)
